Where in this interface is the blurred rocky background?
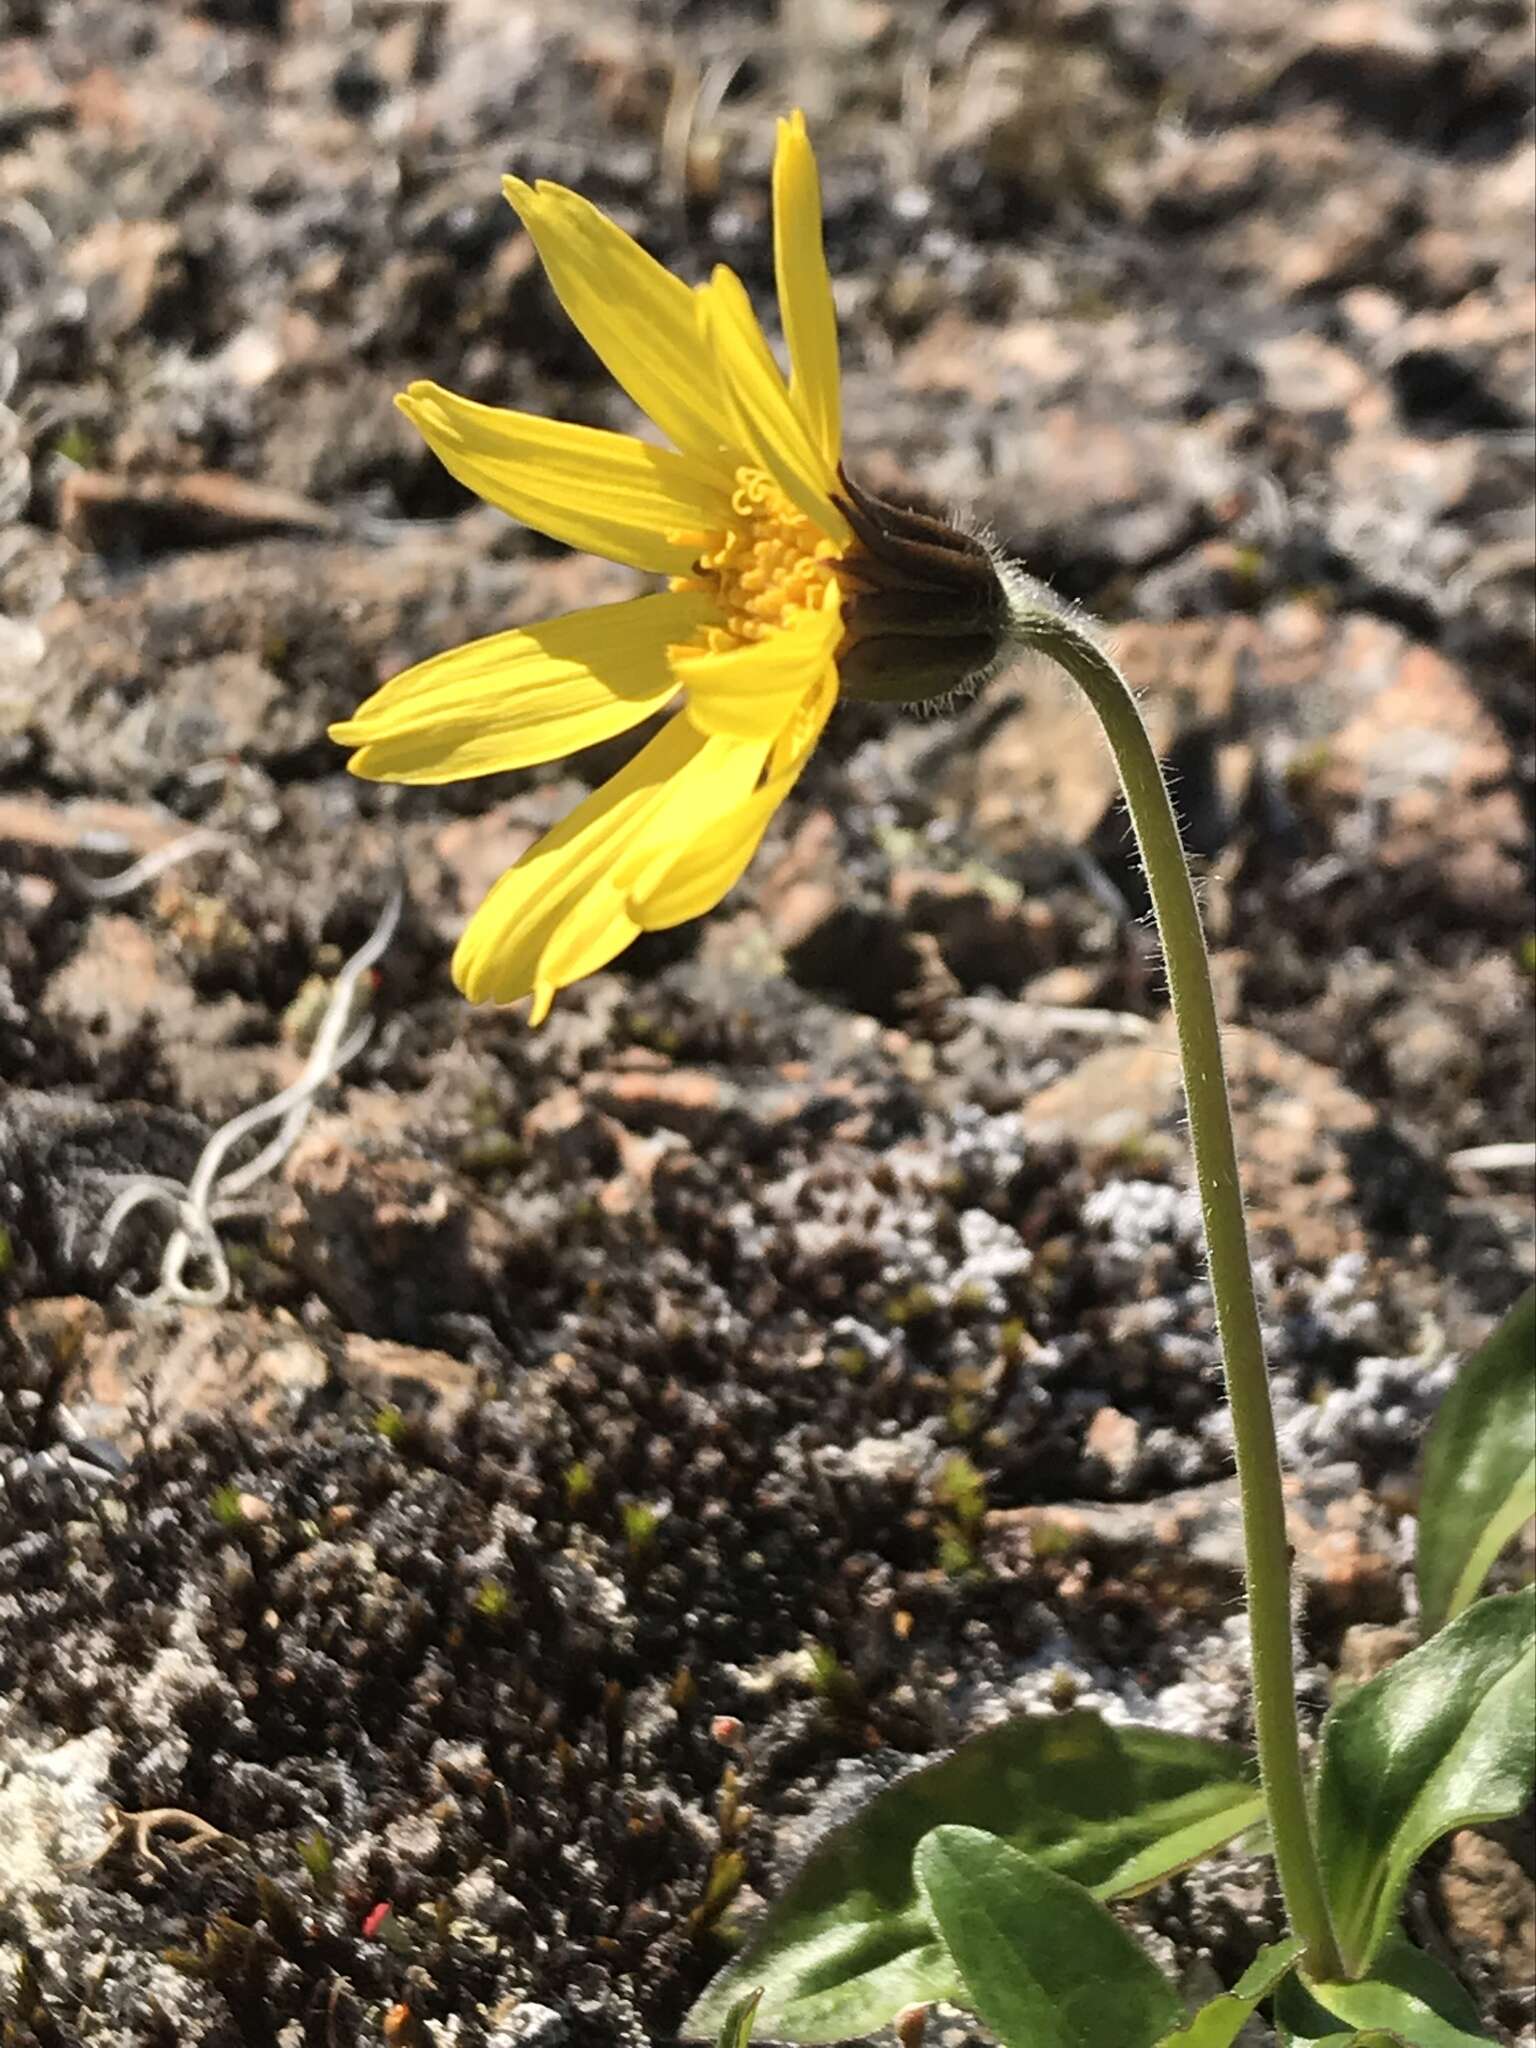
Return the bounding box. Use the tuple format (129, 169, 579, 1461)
(0, 2, 1532, 2043)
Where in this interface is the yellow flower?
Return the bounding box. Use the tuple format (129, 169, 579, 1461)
(330, 113, 1011, 1022)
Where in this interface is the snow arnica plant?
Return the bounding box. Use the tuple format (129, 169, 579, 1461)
(332, 115, 1534, 2048)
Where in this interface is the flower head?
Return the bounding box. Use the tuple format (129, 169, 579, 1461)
(330, 113, 1012, 1021)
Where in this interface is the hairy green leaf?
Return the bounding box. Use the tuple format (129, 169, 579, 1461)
(1156, 1935, 1305, 2047)
(1316, 1588, 1536, 1976)
(1276, 1939, 1490, 2047)
(683, 1711, 1261, 2041)
(914, 1826, 1180, 2048)
(1418, 1288, 1536, 1634)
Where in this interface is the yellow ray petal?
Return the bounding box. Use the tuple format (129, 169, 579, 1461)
(452, 712, 767, 1009)
(672, 587, 841, 742)
(503, 177, 732, 471)
(698, 267, 851, 545)
(533, 754, 764, 995)
(631, 671, 838, 928)
(773, 111, 841, 466)
(397, 382, 728, 574)
(329, 590, 713, 783)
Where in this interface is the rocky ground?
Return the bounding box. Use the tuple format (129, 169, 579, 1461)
(0, 1, 1533, 2043)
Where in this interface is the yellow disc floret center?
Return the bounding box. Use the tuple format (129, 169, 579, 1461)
(671, 465, 842, 652)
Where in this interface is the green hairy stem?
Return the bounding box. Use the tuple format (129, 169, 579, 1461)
(1008, 600, 1344, 1982)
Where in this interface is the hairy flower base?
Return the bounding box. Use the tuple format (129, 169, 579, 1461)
(330, 112, 1011, 1020)
(835, 470, 1014, 705)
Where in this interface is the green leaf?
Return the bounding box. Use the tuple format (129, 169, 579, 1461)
(1156, 1935, 1306, 2047)
(1276, 1989, 1402, 2044)
(1276, 1939, 1491, 2047)
(1418, 1288, 1536, 1634)
(692, 1907, 962, 2043)
(1301, 1973, 1487, 2046)
(1275, 1992, 1401, 2048)
(713, 1987, 763, 2048)
(913, 1826, 1181, 2048)
(1316, 1587, 1535, 1975)
(682, 1710, 1262, 2041)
